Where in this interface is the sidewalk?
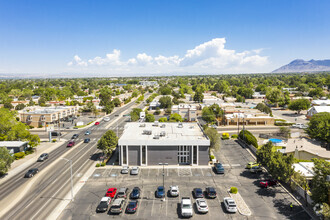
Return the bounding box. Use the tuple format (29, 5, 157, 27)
(0, 139, 67, 185)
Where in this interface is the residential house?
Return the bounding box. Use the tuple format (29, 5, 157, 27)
(306, 106, 330, 119)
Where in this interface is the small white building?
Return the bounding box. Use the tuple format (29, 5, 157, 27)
(311, 99, 330, 106)
(292, 162, 315, 180)
(307, 106, 330, 119)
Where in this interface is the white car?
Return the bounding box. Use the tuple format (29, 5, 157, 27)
(169, 185, 179, 197)
(292, 123, 308, 129)
(223, 197, 237, 213)
(130, 166, 139, 175)
(196, 198, 208, 213)
(103, 117, 110, 122)
(121, 166, 129, 174)
(181, 197, 193, 217)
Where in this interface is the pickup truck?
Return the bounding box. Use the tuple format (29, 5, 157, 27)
(181, 197, 193, 218)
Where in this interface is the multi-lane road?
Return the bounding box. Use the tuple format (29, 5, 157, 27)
(0, 97, 148, 220)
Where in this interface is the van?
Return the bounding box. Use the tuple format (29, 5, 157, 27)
(110, 198, 125, 214)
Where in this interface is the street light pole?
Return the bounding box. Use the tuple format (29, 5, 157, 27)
(61, 158, 74, 201)
(159, 162, 168, 201)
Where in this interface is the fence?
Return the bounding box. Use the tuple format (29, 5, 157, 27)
(237, 138, 257, 155)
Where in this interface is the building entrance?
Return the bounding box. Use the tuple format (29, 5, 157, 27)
(178, 146, 190, 165)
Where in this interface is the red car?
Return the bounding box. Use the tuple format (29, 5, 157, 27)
(67, 141, 75, 147)
(95, 121, 100, 125)
(106, 187, 117, 198)
(260, 179, 278, 188)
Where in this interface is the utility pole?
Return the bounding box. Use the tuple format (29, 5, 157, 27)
(159, 163, 168, 201)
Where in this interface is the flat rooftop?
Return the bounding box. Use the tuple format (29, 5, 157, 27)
(0, 141, 28, 147)
(118, 122, 210, 146)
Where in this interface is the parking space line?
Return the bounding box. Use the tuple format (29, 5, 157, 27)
(177, 168, 179, 176)
(200, 168, 204, 176)
(148, 168, 150, 177)
(151, 196, 155, 216)
(136, 191, 143, 216)
(167, 167, 169, 176)
(189, 168, 192, 176)
(165, 196, 168, 216)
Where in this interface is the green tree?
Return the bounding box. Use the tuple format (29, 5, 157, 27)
(204, 127, 221, 151)
(257, 141, 273, 167)
(15, 103, 26, 110)
(202, 107, 215, 123)
(130, 108, 142, 121)
(278, 127, 291, 138)
(97, 130, 118, 155)
(193, 88, 204, 103)
(158, 117, 167, 122)
(159, 86, 172, 95)
(145, 114, 155, 122)
(28, 134, 40, 149)
(38, 96, 46, 106)
(288, 99, 311, 114)
(306, 112, 330, 146)
(159, 96, 172, 109)
(0, 147, 15, 175)
(99, 87, 112, 108)
(310, 158, 330, 204)
(309, 87, 325, 98)
(169, 113, 183, 122)
(266, 88, 284, 107)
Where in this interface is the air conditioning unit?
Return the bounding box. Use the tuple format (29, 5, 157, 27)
(143, 130, 152, 135)
(153, 121, 159, 126)
(178, 123, 183, 128)
(160, 131, 166, 137)
(153, 135, 160, 139)
(160, 124, 166, 128)
(139, 123, 146, 127)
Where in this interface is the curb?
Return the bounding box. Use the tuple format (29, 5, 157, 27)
(227, 190, 252, 216)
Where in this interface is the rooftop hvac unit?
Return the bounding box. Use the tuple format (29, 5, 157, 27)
(160, 124, 166, 128)
(189, 126, 194, 129)
(143, 130, 152, 135)
(139, 123, 146, 127)
(153, 121, 159, 126)
(178, 123, 183, 128)
(160, 131, 166, 137)
(153, 135, 160, 139)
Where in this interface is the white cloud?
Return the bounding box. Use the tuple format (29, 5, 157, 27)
(67, 38, 269, 74)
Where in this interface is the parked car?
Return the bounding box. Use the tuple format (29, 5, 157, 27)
(110, 198, 125, 214)
(223, 197, 237, 213)
(214, 163, 224, 174)
(71, 134, 79, 139)
(95, 121, 100, 125)
(250, 165, 262, 173)
(117, 187, 128, 199)
(205, 187, 217, 198)
(37, 153, 49, 162)
(181, 197, 193, 217)
(246, 162, 259, 169)
(126, 200, 138, 213)
(193, 188, 204, 198)
(292, 123, 308, 129)
(85, 130, 91, 135)
(84, 138, 90, 143)
(260, 179, 278, 188)
(96, 197, 111, 213)
(67, 141, 75, 147)
(156, 186, 165, 198)
(196, 198, 209, 214)
(24, 168, 39, 178)
(169, 185, 179, 197)
(121, 166, 129, 174)
(130, 167, 139, 175)
(130, 187, 141, 199)
(103, 117, 110, 122)
(105, 187, 117, 198)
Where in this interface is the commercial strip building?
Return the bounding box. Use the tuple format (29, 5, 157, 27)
(19, 106, 78, 127)
(118, 122, 210, 166)
(224, 112, 274, 126)
(171, 104, 197, 121)
(0, 141, 29, 154)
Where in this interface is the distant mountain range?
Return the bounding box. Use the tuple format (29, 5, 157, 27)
(272, 59, 330, 73)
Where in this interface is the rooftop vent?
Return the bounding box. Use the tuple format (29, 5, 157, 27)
(153, 121, 159, 127)
(160, 124, 166, 128)
(189, 126, 194, 129)
(178, 123, 183, 128)
(143, 130, 152, 135)
(160, 131, 166, 137)
(153, 135, 160, 139)
(139, 123, 146, 127)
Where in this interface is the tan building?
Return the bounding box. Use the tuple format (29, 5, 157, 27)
(19, 106, 78, 127)
(171, 104, 197, 121)
(224, 112, 274, 126)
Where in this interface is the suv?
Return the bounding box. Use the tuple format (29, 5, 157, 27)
(181, 197, 193, 218)
(110, 198, 125, 214)
(130, 187, 141, 199)
(37, 153, 49, 162)
(169, 185, 179, 197)
(205, 187, 217, 198)
(117, 187, 128, 199)
(214, 163, 224, 174)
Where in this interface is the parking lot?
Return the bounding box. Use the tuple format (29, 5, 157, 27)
(58, 140, 311, 220)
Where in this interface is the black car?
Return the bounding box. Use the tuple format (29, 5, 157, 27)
(205, 187, 217, 198)
(130, 187, 141, 199)
(37, 153, 49, 162)
(193, 188, 204, 198)
(84, 138, 90, 143)
(214, 163, 225, 174)
(25, 168, 39, 178)
(96, 197, 111, 213)
(126, 200, 138, 213)
(72, 134, 79, 139)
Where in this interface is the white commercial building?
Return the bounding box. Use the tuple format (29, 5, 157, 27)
(118, 122, 210, 166)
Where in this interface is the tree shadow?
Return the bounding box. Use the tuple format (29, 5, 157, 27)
(273, 198, 310, 220)
(90, 152, 103, 161)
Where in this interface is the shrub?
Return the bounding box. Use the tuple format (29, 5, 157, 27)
(231, 134, 238, 139)
(29, 125, 34, 129)
(38, 125, 43, 128)
(158, 117, 167, 122)
(230, 187, 238, 194)
(52, 139, 57, 143)
(275, 122, 294, 126)
(25, 149, 34, 155)
(101, 162, 106, 166)
(239, 130, 258, 148)
(14, 152, 25, 159)
(154, 110, 161, 115)
(96, 163, 100, 167)
(222, 132, 230, 140)
(210, 155, 215, 160)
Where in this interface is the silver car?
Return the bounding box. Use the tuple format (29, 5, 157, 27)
(121, 166, 129, 174)
(196, 198, 209, 213)
(224, 197, 237, 213)
(130, 167, 139, 175)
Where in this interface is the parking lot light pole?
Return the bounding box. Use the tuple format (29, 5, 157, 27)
(159, 163, 168, 201)
(61, 158, 74, 201)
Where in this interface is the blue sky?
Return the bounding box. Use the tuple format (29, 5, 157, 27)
(0, 0, 329, 75)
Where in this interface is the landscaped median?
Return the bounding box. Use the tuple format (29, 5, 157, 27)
(228, 187, 252, 216)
